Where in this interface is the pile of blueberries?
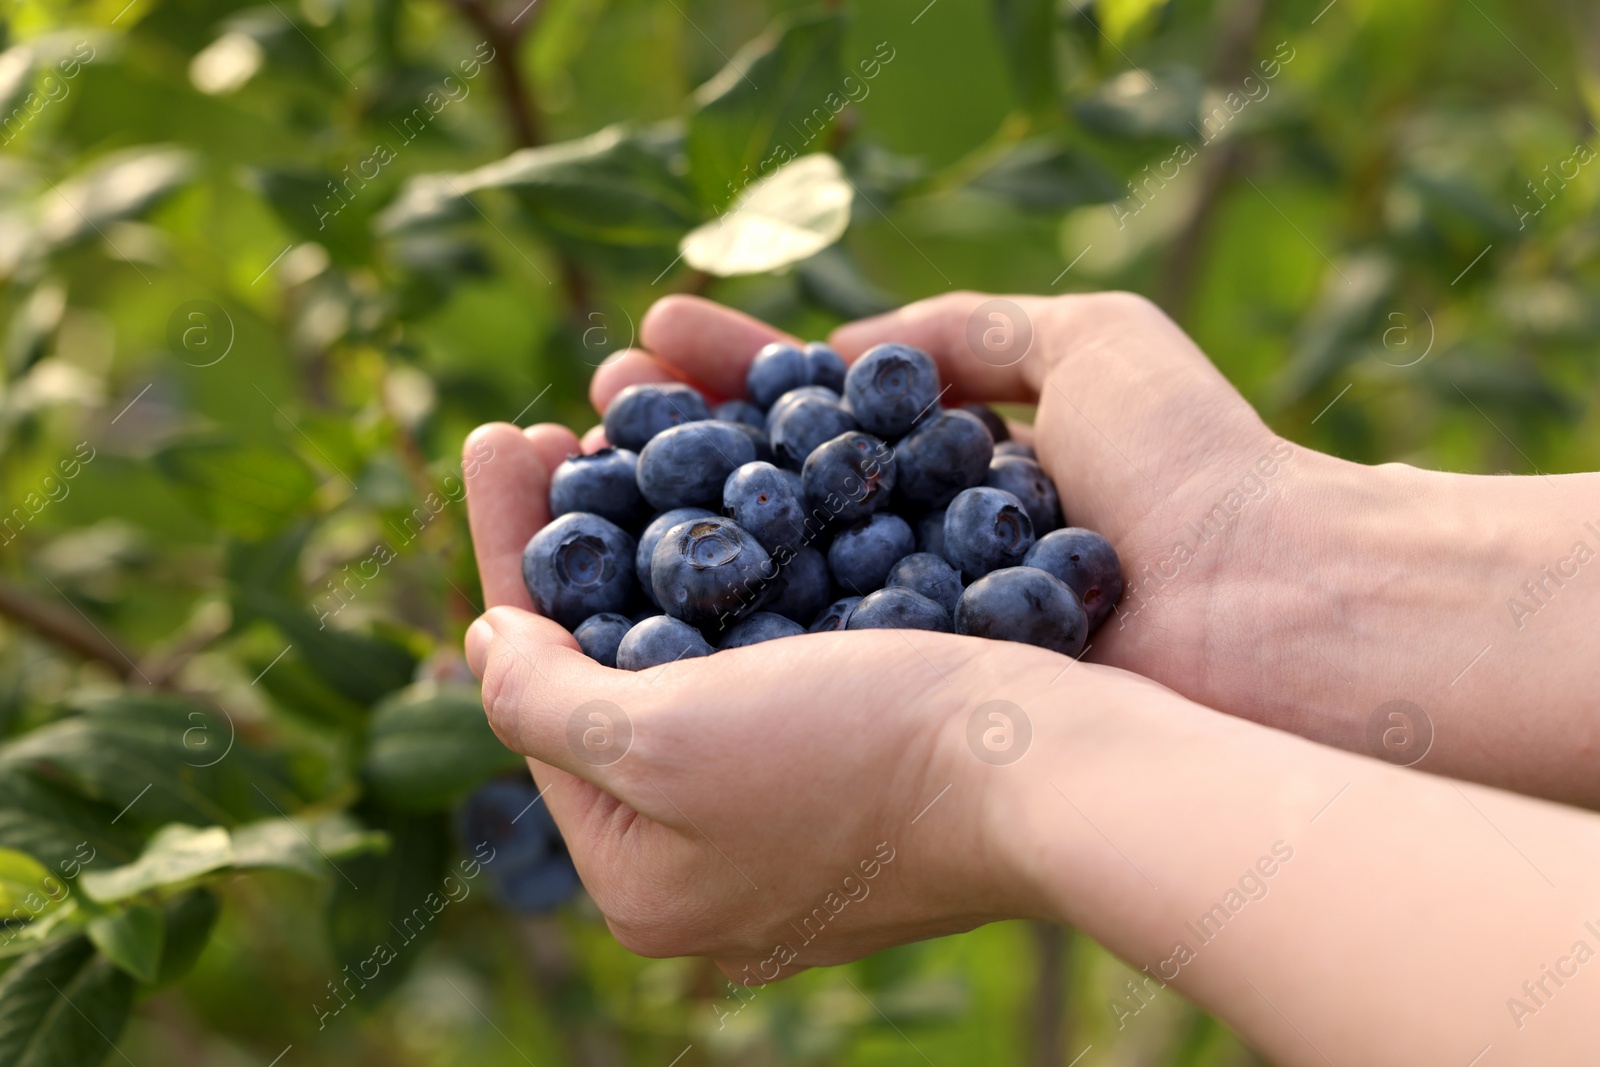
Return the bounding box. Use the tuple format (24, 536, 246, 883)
(522, 341, 1123, 670)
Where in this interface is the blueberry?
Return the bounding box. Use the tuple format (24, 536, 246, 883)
(522, 513, 637, 628)
(713, 399, 767, 429)
(728, 421, 775, 464)
(847, 588, 952, 632)
(573, 612, 632, 667)
(768, 395, 859, 470)
(764, 545, 833, 625)
(497, 854, 582, 913)
(985, 455, 1062, 534)
(801, 431, 896, 525)
(803, 342, 847, 392)
(615, 614, 714, 670)
(636, 420, 758, 511)
(843, 343, 941, 438)
(602, 383, 710, 451)
(827, 512, 914, 593)
(808, 596, 862, 632)
(961, 403, 1010, 442)
(723, 461, 807, 553)
(548, 448, 645, 528)
(457, 778, 553, 871)
(954, 567, 1086, 656)
(765, 385, 842, 431)
(894, 409, 994, 509)
(994, 440, 1036, 460)
(886, 552, 964, 615)
(943, 487, 1035, 579)
(1024, 528, 1123, 632)
(719, 611, 806, 648)
(747, 342, 810, 409)
(914, 512, 945, 560)
(650, 517, 775, 629)
(635, 507, 716, 606)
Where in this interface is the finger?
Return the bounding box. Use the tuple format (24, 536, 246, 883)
(464, 423, 553, 612)
(580, 424, 610, 453)
(1004, 419, 1035, 447)
(472, 605, 647, 787)
(524, 422, 580, 471)
(640, 294, 798, 401)
(829, 291, 1045, 405)
(589, 348, 699, 415)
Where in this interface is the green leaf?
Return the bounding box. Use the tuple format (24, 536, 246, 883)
(0, 849, 57, 915)
(681, 153, 852, 276)
(153, 438, 320, 541)
(1272, 253, 1396, 408)
(230, 813, 386, 877)
(796, 244, 897, 319)
(0, 936, 135, 1067)
(991, 0, 1056, 114)
(969, 137, 1121, 210)
(362, 682, 520, 810)
(1097, 0, 1172, 46)
(1, 694, 301, 829)
(80, 825, 232, 903)
(232, 590, 417, 708)
(85, 905, 163, 984)
(36, 146, 194, 251)
(152, 889, 219, 987)
(1074, 65, 1203, 140)
(325, 807, 449, 1006)
(0, 769, 138, 873)
(382, 125, 700, 271)
(686, 12, 845, 208)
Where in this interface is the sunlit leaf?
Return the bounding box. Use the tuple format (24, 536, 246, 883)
(681, 153, 852, 276)
(80, 824, 232, 903)
(36, 146, 195, 250)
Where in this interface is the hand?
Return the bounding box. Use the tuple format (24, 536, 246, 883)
(459, 404, 1105, 981)
(592, 291, 1600, 807)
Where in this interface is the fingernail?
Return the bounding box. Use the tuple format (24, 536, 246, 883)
(465, 616, 494, 678)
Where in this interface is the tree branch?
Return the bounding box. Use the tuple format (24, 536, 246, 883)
(0, 577, 147, 683)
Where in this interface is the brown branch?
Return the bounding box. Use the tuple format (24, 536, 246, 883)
(1030, 921, 1072, 1067)
(0, 577, 147, 683)
(1154, 0, 1268, 320)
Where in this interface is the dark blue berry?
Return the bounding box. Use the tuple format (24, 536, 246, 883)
(457, 778, 553, 871)
(768, 395, 858, 470)
(765, 385, 842, 431)
(549, 448, 645, 528)
(1024, 528, 1123, 632)
(650, 517, 774, 629)
(886, 552, 964, 615)
(616, 614, 714, 670)
(635, 507, 716, 607)
(827, 512, 914, 593)
(843, 343, 941, 438)
(636, 420, 758, 511)
(573, 612, 632, 667)
(713, 399, 767, 429)
(498, 855, 582, 913)
(602, 383, 710, 451)
(894, 409, 994, 508)
(764, 545, 833, 625)
(943, 487, 1035, 579)
(723, 461, 806, 553)
(522, 513, 637, 628)
(994, 440, 1036, 460)
(808, 596, 862, 632)
(955, 567, 1086, 655)
(985, 455, 1062, 534)
(719, 611, 806, 648)
(847, 588, 952, 632)
(961, 403, 1009, 442)
(917, 508, 948, 558)
(747, 342, 810, 409)
(801, 431, 896, 525)
(803, 342, 847, 392)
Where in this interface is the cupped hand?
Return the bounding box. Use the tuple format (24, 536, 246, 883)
(461, 395, 1116, 980)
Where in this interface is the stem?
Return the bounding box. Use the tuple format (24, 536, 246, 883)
(1030, 921, 1071, 1067)
(0, 577, 148, 683)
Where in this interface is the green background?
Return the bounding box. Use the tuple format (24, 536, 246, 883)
(0, 0, 1595, 1063)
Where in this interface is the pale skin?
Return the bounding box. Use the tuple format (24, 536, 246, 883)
(462, 291, 1600, 1065)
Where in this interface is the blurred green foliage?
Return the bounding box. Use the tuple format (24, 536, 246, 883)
(0, 0, 1595, 1064)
